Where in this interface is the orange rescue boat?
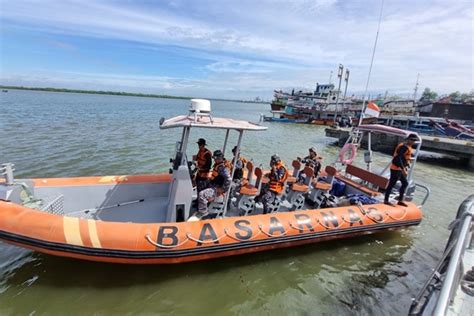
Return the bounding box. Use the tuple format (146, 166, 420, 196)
(0, 99, 429, 264)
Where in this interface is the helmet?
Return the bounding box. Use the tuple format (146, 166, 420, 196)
(270, 154, 281, 164)
(213, 150, 224, 159)
(309, 147, 317, 154)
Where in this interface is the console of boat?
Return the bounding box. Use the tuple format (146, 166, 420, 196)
(0, 99, 430, 264)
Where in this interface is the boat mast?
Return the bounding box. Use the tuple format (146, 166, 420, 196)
(413, 73, 420, 104)
(333, 64, 344, 123)
(342, 69, 350, 114)
(357, 0, 385, 126)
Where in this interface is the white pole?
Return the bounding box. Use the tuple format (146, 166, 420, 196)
(222, 130, 243, 217)
(343, 69, 350, 113)
(358, 0, 385, 127)
(333, 64, 344, 123)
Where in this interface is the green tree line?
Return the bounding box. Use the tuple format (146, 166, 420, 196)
(0, 85, 268, 104)
(420, 87, 473, 103)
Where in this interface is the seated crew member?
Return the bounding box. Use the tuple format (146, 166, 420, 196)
(297, 147, 322, 182)
(193, 138, 212, 192)
(196, 150, 232, 219)
(384, 134, 418, 207)
(259, 154, 288, 214)
(231, 146, 247, 181)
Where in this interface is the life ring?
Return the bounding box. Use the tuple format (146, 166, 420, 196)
(338, 143, 357, 165)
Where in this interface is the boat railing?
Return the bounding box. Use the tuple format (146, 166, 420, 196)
(433, 195, 474, 316)
(409, 195, 474, 315)
(414, 183, 430, 208)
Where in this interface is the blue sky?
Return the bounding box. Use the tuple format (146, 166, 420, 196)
(0, 0, 472, 99)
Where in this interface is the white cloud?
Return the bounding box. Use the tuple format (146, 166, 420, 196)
(1, 0, 472, 98)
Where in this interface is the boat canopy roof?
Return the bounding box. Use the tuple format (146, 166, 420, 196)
(357, 124, 419, 138)
(160, 115, 267, 131)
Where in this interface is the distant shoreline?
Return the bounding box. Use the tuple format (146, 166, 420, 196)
(0, 85, 269, 104)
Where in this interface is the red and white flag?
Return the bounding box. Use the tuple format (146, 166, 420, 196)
(364, 102, 380, 118)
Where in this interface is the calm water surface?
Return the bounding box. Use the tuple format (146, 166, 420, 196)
(1, 90, 473, 315)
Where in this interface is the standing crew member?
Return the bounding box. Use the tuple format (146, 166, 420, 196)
(196, 150, 232, 219)
(384, 134, 418, 207)
(260, 154, 288, 214)
(193, 138, 212, 192)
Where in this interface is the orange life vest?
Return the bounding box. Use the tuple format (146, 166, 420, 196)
(390, 143, 413, 171)
(210, 160, 231, 186)
(196, 148, 212, 177)
(269, 161, 289, 194)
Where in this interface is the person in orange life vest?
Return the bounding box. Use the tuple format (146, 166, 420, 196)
(196, 150, 232, 219)
(259, 154, 289, 214)
(192, 138, 212, 192)
(384, 134, 418, 207)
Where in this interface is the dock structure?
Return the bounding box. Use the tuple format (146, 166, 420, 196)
(325, 127, 474, 170)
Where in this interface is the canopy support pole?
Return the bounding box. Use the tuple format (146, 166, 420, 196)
(222, 130, 243, 218)
(222, 129, 230, 155)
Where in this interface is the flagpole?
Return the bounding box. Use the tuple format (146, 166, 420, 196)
(358, 0, 385, 126)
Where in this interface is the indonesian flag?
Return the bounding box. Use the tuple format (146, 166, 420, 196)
(364, 102, 380, 118)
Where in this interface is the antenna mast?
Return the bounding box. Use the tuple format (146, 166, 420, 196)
(413, 73, 420, 102)
(357, 0, 385, 126)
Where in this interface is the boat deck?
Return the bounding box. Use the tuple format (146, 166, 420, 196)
(95, 197, 170, 223)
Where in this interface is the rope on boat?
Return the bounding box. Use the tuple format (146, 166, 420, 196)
(341, 215, 362, 224)
(258, 224, 287, 237)
(385, 208, 407, 221)
(186, 232, 227, 244)
(357, 203, 385, 223)
(316, 217, 344, 229)
(223, 228, 262, 241)
(145, 234, 189, 248)
(289, 222, 314, 232)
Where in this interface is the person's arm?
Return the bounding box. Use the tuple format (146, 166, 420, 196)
(236, 159, 243, 169)
(398, 146, 410, 168)
(274, 166, 287, 181)
(204, 152, 212, 170)
(220, 166, 232, 193)
(270, 166, 279, 180)
(396, 145, 411, 176)
(393, 145, 408, 169)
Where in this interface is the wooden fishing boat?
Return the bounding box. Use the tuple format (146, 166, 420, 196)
(0, 99, 430, 264)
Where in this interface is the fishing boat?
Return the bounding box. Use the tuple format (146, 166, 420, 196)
(429, 119, 474, 140)
(408, 123, 436, 135)
(0, 99, 429, 264)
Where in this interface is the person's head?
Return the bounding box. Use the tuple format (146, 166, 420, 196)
(213, 150, 224, 163)
(406, 134, 418, 146)
(309, 147, 317, 158)
(197, 138, 206, 149)
(232, 146, 239, 156)
(270, 154, 281, 167)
